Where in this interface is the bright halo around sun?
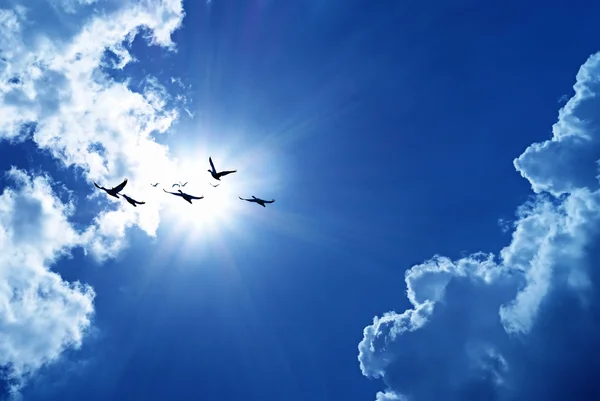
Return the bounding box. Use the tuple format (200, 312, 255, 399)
(159, 158, 243, 236)
(155, 129, 285, 250)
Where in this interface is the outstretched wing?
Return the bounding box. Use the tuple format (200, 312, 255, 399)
(264, 199, 275, 204)
(111, 178, 128, 193)
(181, 182, 188, 187)
(93, 182, 102, 190)
(188, 194, 204, 200)
(218, 170, 236, 177)
(136, 200, 146, 205)
(209, 157, 216, 172)
(163, 189, 178, 195)
(239, 196, 251, 201)
(172, 183, 180, 187)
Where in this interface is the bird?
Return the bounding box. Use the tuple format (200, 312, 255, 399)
(122, 194, 145, 207)
(94, 178, 128, 198)
(209, 182, 220, 187)
(163, 189, 204, 204)
(239, 196, 275, 207)
(172, 181, 188, 188)
(150, 183, 159, 187)
(208, 157, 236, 181)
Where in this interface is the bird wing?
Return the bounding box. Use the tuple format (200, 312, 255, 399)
(239, 196, 250, 201)
(265, 199, 275, 203)
(121, 195, 135, 205)
(125, 195, 144, 204)
(182, 182, 188, 187)
(209, 157, 216, 172)
(172, 183, 180, 187)
(218, 170, 236, 177)
(111, 178, 128, 193)
(93, 182, 102, 189)
(163, 189, 178, 195)
(188, 194, 204, 200)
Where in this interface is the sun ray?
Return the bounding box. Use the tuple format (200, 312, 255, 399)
(142, 124, 286, 258)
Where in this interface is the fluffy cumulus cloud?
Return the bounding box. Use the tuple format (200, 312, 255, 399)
(0, 0, 188, 391)
(0, 0, 187, 262)
(0, 168, 94, 394)
(359, 52, 600, 401)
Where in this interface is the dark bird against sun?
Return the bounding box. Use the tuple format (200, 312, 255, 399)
(122, 194, 145, 207)
(239, 196, 275, 208)
(93, 160, 276, 211)
(163, 188, 204, 204)
(94, 178, 128, 198)
(208, 157, 236, 181)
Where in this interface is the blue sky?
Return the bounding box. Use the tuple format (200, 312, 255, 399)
(1, 0, 600, 400)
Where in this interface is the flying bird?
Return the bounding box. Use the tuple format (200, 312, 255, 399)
(163, 189, 204, 204)
(150, 183, 159, 187)
(94, 178, 128, 198)
(239, 196, 275, 208)
(209, 182, 220, 187)
(172, 182, 188, 188)
(208, 157, 236, 181)
(122, 194, 145, 207)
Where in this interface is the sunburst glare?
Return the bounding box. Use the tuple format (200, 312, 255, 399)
(145, 125, 285, 256)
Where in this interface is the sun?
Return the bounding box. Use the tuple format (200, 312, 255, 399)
(149, 124, 287, 254)
(160, 176, 243, 233)
(152, 145, 255, 244)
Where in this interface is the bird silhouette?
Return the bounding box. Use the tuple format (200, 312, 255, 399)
(150, 183, 159, 187)
(94, 179, 128, 198)
(172, 182, 188, 188)
(209, 182, 220, 187)
(208, 157, 236, 181)
(122, 194, 145, 207)
(163, 189, 204, 204)
(239, 196, 275, 208)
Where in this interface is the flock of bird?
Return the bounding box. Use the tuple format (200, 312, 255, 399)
(93, 157, 275, 208)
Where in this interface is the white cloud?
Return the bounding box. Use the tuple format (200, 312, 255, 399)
(514, 52, 600, 197)
(0, 0, 186, 260)
(0, 7, 37, 143)
(0, 168, 94, 389)
(0, 0, 188, 391)
(359, 52, 600, 400)
(375, 390, 404, 401)
(49, 0, 98, 14)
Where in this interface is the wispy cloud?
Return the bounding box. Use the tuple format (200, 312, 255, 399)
(48, 0, 98, 14)
(359, 52, 600, 400)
